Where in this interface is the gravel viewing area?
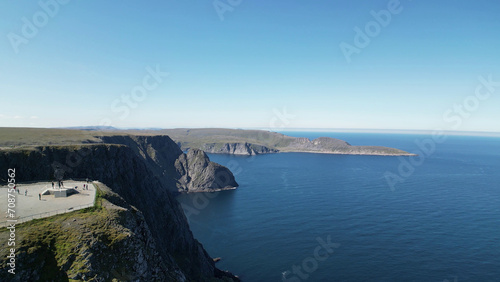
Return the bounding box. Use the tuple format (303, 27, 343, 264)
(1, 180, 96, 226)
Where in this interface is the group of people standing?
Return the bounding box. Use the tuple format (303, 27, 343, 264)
(51, 181, 64, 189)
(9, 178, 92, 202)
(12, 186, 29, 196)
(50, 179, 91, 190)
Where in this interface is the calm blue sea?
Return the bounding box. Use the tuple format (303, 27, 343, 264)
(177, 132, 500, 282)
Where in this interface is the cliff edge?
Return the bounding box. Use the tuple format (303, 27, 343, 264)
(153, 128, 415, 156)
(99, 135, 238, 193)
(0, 141, 239, 281)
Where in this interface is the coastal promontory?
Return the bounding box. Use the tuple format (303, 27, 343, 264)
(147, 128, 415, 156)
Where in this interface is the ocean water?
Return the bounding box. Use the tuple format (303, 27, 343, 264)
(177, 132, 500, 282)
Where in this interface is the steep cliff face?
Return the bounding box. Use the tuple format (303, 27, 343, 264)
(0, 145, 238, 281)
(161, 128, 415, 156)
(200, 142, 278, 155)
(175, 149, 238, 192)
(0, 186, 182, 281)
(100, 135, 238, 192)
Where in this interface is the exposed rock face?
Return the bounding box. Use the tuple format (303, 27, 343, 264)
(0, 144, 239, 281)
(0, 186, 181, 281)
(200, 142, 278, 155)
(188, 137, 413, 156)
(175, 149, 238, 192)
(162, 128, 415, 156)
(100, 135, 238, 192)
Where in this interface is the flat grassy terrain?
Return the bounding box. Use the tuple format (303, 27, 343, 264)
(0, 128, 105, 148)
(0, 127, 414, 155)
(155, 128, 296, 148)
(134, 128, 414, 155)
(0, 127, 292, 149)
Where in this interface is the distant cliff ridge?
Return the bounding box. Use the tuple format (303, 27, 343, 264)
(155, 128, 415, 156)
(195, 142, 279, 155)
(0, 127, 414, 156)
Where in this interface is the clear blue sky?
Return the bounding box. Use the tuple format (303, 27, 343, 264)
(1, 0, 499, 132)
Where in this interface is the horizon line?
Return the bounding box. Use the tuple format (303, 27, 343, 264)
(1, 126, 499, 137)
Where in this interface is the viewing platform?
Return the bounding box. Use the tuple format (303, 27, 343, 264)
(1, 180, 96, 227)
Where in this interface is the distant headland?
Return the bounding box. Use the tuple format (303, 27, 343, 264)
(123, 128, 416, 156)
(0, 127, 415, 157)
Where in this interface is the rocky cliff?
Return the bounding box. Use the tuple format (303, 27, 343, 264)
(0, 183, 182, 281)
(174, 149, 237, 192)
(0, 143, 239, 281)
(99, 135, 238, 193)
(155, 128, 415, 156)
(198, 142, 278, 155)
